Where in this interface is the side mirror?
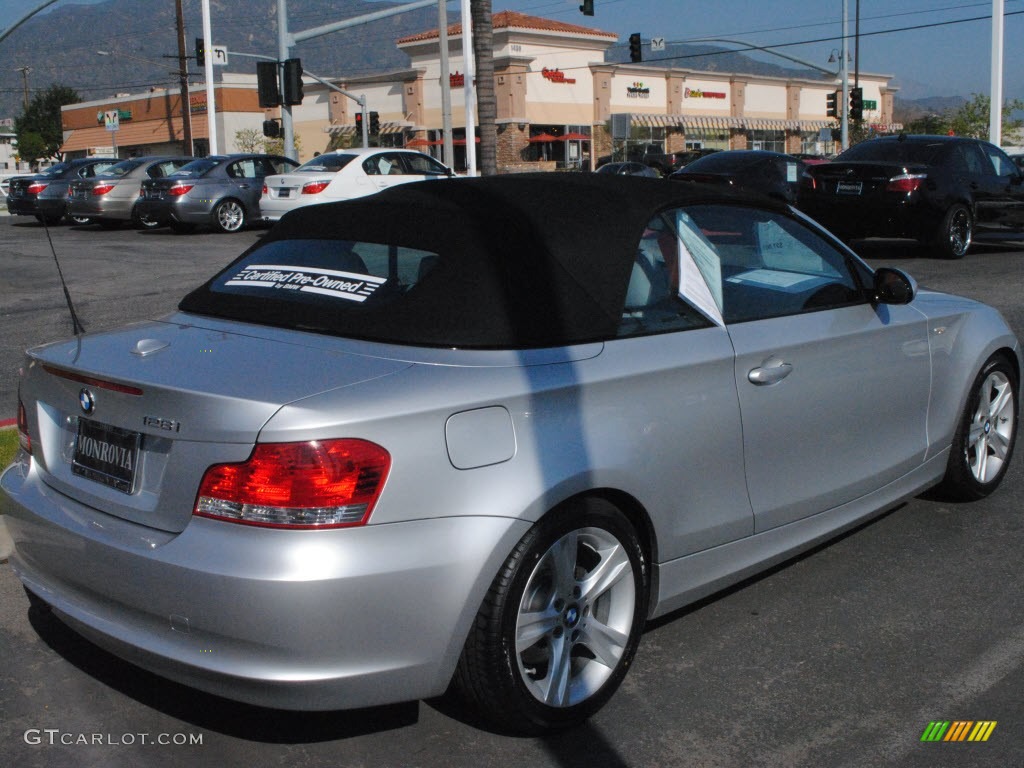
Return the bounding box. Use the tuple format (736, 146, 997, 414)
(873, 267, 916, 305)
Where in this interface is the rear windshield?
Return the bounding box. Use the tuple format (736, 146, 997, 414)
(170, 158, 221, 177)
(97, 159, 145, 178)
(209, 239, 437, 308)
(838, 140, 945, 164)
(295, 154, 356, 173)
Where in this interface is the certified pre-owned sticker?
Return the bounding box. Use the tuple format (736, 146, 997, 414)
(225, 263, 387, 303)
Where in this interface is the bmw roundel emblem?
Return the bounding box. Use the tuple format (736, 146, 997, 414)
(79, 388, 95, 415)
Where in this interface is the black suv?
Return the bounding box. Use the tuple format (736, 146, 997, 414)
(799, 135, 1024, 259)
(6, 157, 118, 225)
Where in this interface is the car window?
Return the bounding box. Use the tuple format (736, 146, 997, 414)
(79, 162, 115, 178)
(647, 205, 866, 325)
(401, 153, 449, 175)
(227, 160, 258, 179)
(617, 219, 713, 337)
(97, 159, 144, 178)
(149, 160, 187, 178)
(981, 143, 1018, 177)
(296, 154, 356, 173)
(171, 158, 220, 177)
(363, 154, 405, 176)
(263, 157, 298, 175)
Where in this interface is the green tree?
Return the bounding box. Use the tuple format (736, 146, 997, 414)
(903, 113, 951, 136)
(234, 128, 262, 153)
(15, 131, 47, 167)
(14, 84, 81, 161)
(947, 93, 1024, 141)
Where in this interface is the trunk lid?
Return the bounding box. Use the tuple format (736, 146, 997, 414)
(22, 318, 411, 532)
(807, 160, 929, 197)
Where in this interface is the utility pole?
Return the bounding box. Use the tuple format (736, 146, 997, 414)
(15, 66, 31, 110)
(175, 0, 194, 155)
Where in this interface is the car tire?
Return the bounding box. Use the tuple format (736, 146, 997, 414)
(36, 213, 62, 226)
(934, 203, 972, 259)
(66, 214, 93, 226)
(169, 220, 196, 234)
(455, 497, 648, 734)
(936, 354, 1018, 501)
(213, 199, 246, 233)
(97, 219, 122, 230)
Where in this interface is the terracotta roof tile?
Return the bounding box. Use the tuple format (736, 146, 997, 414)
(397, 10, 617, 44)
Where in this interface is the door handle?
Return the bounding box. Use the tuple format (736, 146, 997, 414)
(748, 356, 793, 385)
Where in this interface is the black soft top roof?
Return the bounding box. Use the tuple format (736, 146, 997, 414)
(180, 173, 778, 348)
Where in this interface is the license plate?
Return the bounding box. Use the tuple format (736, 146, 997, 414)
(73, 419, 141, 494)
(278, 189, 291, 198)
(836, 180, 863, 195)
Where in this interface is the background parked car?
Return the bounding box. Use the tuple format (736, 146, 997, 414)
(6, 158, 118, 225)
(594, 161, 659, 177)
(669, 150, 808, 204)
(0, 172, 28, 198)
(135, 153, 298, 233)
(799, 134, 1024, 259)
(67, 155, 192, 229)
(259, 147, 455, 223)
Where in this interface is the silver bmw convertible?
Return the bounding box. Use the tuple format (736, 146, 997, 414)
(2, 174, 1018, 734)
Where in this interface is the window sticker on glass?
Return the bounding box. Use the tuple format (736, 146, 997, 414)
(786, 162, 798, 183)
(673, 210, 724, 327)
(727, 269, 829, 292)
(225, 263, 387, 303)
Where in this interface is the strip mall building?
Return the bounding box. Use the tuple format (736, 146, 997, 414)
(61, 11, 899, 171)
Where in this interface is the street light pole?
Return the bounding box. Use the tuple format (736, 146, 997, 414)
(201, 0, 217, 154)
(15, 66, 31, 110)
(841, 0, 849, 150)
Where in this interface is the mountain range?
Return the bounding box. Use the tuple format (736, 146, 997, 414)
(0, 0, 952, 126)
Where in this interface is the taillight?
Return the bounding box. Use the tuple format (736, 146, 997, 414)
(27, 182, 48, 195)
(194, 439, 391, 529)
(17, 398, 31, 455)
(167, 184, 193, 196)
(302, 181, 330, 195)
(91, 183, 116, 196)
(262, 184, 268, 195)
(885, 173, 926, 193)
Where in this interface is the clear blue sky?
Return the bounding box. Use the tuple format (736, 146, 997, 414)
(2, 0, 1021, 101)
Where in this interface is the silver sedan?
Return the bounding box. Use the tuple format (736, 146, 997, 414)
(2, 174, 1018, 734)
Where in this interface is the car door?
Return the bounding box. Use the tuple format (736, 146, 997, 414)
(677, 204, 932, 533)
(224, 158, 260, 208)
(975, 142, 1024, 232)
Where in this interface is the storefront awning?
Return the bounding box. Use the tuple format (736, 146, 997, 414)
(324, 120, 410, 135)
(629, 114, 848, 133)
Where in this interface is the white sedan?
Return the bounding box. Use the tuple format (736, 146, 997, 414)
(260, 147, 455, 222)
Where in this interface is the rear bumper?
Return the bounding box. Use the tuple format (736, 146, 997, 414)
(1, 457, 527, 710)
(799, 195, 941, 243)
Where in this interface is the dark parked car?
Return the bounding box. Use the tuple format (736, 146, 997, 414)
(67, 155, 193, 229)
(6, 158, 118, 225)
(669, 150, 807, 204)
(799, 135, 1024, 259)
(135, 153, 298, 233)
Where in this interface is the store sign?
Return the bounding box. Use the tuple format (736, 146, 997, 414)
(95, 108, 133, 124)
(626, 81, 650, 99)
(189, 94, 207, 113)
(684, 88, 726, 100)
(450, 71, 465, 88)
(541, 68, 576, 84)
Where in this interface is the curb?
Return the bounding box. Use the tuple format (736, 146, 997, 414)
(1, 417, 17, 561)
(0, 418, 16, 430)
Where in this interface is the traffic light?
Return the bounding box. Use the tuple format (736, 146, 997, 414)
(256, 61, 281, 108)
(262, 120, 280, 138)
(195, 38, 205, 68)
(355, 112, 364, 134)
(282, 58, 304, 106)
(628, 33, 642, 63)
(849, 87, 864, 121)
(369, 111, 380, 135)
(579, 0, 594, 15)
(826, 90, 838, 119)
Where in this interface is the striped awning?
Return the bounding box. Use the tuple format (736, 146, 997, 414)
(629, 114, 845, 133)
(325, 120, 410, 135)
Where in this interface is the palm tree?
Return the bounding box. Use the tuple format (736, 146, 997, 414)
(471, 0, 497, 175)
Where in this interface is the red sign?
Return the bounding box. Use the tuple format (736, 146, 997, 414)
(542, 68, 576, 85)
(450, 71, 464, 88)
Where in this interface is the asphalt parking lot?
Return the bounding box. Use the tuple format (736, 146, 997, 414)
(1, 213, 1023, 768)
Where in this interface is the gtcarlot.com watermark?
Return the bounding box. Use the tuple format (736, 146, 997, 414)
(24, 729, 203, 747)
